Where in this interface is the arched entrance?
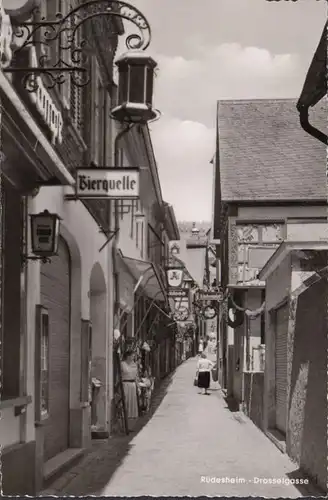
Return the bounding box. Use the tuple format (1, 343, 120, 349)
(41, 236, 71, 460)
(89, 262, 107, 433)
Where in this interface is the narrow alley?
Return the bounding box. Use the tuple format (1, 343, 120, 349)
(42, 358, 318, 498)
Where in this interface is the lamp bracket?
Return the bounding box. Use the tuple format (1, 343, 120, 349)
(98, 228, 120, 252)
(4, 0, 151, 92)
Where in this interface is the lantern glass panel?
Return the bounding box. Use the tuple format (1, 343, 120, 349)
(129, 64, 145, 104)
(118, 66, 129, 104)
(146, 66, 154, 106)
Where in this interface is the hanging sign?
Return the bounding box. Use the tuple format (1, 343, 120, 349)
(76, 167, 140, 199)
(198, 291, 224, 302)
(167, 269, 184, 288)
(168, 288, 189, 299)
(167, 240, 186, 268)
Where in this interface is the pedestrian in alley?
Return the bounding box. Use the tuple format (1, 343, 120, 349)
(196, 352, 214, 395)
(121, 350, 139, 431)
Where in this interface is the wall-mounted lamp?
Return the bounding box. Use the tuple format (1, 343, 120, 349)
(22, 210, 61, 264)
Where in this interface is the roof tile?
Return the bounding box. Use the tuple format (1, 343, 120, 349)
(217, 98, 327, 202)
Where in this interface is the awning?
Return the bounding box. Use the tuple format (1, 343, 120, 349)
(118, 251, 167, 303)
(0, 72, 75, 186)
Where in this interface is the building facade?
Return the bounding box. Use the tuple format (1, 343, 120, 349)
(212, 98, 327, 403)
(259, 241, 327, 492)
(212, 97, 327, 490)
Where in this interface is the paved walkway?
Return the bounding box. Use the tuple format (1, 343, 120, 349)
(42, 357, 319, 497)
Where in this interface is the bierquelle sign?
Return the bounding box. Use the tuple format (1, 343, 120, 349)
(76, 168, 140, 199)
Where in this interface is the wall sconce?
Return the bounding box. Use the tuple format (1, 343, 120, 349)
(22, 210, 61, 264)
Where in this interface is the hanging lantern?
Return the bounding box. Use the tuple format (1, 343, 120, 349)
(30, 210, 61, 258)
(111, 51, 158, 123)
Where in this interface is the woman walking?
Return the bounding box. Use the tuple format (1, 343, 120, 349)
(121, 350, 139, 431)
(196, 352, 214, 395)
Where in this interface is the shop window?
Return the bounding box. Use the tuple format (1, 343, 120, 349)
(261, 289, 266, 345)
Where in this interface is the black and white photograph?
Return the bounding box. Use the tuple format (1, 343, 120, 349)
(0, 0, 327, 497)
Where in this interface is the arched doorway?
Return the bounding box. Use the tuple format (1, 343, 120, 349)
(89, 262, 107, 433)
(40, 236, 71, 461)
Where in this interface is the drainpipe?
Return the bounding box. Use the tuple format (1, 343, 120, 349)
(298, 106, 327, 145)
(112, 124, 135, 329)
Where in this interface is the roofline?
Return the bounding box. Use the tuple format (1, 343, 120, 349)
(217, 98, 298, 105)
(220, 199, 326, 206)
(259, 240, 328, 280)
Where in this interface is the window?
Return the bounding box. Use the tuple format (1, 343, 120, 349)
(35, 306, 49, 421)
(236, 222, 284, 283)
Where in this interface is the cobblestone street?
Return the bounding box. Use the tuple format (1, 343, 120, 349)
(42, 357, 320, 497)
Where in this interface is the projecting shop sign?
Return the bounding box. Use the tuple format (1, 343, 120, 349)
(76, 168, 140, 199)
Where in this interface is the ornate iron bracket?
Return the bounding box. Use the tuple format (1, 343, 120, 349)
(4, 0, 152, 91)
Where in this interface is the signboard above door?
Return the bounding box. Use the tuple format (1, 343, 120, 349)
(76, 168, 140, 199)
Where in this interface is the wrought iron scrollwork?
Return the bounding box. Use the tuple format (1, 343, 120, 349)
(5, 0, 152, 91)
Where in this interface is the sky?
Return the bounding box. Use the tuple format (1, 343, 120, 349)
(118, 0, 326, 222)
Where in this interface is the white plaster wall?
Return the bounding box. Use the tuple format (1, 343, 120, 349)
(0, 408, 20, 448)
(21, 186, 114, 445)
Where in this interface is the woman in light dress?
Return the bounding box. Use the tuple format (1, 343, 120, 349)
(196, 352, 214, 395)
(121, 350, 139, 431)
